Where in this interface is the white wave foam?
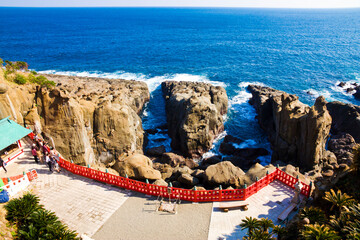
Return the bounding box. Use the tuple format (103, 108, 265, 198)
(330, 80, 359, 97)
(232, 139, 257, 149)
(201, 131, 227, 159)
(303, 88, 334, 100)
(39, 70, 226, 93)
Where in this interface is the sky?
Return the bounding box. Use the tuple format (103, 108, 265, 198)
(1, 0, 360, 8)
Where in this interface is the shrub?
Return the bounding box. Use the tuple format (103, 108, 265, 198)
(14, 74, 27, 85)
(35, 75, 56, 88)
(30, 70, 37, 75)
(5, 193, 78, 239)
(0, 58, 3, 66)
(15, 61, 28, 70)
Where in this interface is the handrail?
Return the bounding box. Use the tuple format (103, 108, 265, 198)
(28, 133, 311, 202)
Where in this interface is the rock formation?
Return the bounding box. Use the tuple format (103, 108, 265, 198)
(247, 85, 332, 171)
(161, 81, 228, 158)
(0, 73, 150, 165)
(113, 154, 161, 180)
(204, 161, 248, 188)
(326, 101, 360, 142)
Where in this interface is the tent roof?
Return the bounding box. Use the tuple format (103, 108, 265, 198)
(0, 117, 32, 151)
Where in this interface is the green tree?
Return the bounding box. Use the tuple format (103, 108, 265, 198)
(240, 216, 261, 237)
(300, 207, 326, 225)
(324, 189, 353, 216)
(258, 218, 274, 233)
(0, 58, 3, 66)
(15, 61, 28, 70)
(301, 224, 340, 240)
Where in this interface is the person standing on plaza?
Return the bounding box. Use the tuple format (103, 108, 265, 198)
(0, 156, 7, 173)
(31, 144, 39, 163)
(45, 152, 52, 172)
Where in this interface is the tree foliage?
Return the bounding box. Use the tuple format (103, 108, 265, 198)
(5, 193, 79, 240)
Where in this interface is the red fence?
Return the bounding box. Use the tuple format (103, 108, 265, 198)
(27, 133, 311, 202)
(56, 157, 311, 202)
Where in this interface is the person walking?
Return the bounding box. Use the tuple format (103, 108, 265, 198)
(31, 144, 39, 163)
(0, 157, 7, 173)
(45, 153, 52, 172)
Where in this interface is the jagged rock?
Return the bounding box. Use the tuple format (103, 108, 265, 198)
(248, 85, 332, 171)
(153, 163, 174, 180)
(327, 102, 360, 142)
(160, 152, 198, 169)
(245, 163, 276, 184)
(160, 152, 185, 167)
(113, 154, 161, 180)
(322, 169, 334, 178)
(222, 156, 258, 170)
(338, 82, 346, 88)
(204, 161, 246, 188)
(192, 186, 206, 191)
(353, 86, 360, 100)
(178, 173, 199, 186)
(146, 146, 166, 157)
(0, 84, 8, 94)
(191, 169, 205, 179)
(161, 81, 228, 158)
(153, 179, 168, 187)
(328, 134, 355, 165)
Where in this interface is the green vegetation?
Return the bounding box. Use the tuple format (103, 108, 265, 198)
(0, 57, 55, 88)
(4, 193, 78, 240)
(240, 216, 285, 239)
(14, 74, 27, 85)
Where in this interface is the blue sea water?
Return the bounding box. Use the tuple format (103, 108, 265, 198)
(1, 7, 360, 163)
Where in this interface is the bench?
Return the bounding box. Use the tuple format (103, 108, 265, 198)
(219, 202, 249, 212)
(278, 203, 297, 222)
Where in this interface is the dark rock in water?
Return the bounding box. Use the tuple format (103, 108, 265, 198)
(233, 148, 269, 160)
(202, 155, 222, 165)
(328, 133, 355, 166)
(156, 124, 168, 130)
(247, 85, 332, 171)
(223, 135, 243, 144)
(353, 86, 360, 100)
(222, 156, 257, 170)
(353, 83, 359, 87)
(153, 138, 168, 142)
(306, 91, 314, 96)
(219, 142, 236, 155)
(346, 88, 354, 93)
(146, 145, 166, 157)
(338, 82, 346, 88)
(327, 101, 360, 142)
(145, 129, 158, 134)
(161, 81, 228, 158)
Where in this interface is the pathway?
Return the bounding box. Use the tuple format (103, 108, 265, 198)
(208, 180, 299, 240)
(0, 140, 130, 237)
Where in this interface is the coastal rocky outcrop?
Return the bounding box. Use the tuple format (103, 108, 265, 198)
(161, 81, 228, 158)
(326, 101, 360, 142)
(247, 85, 332, 171)
(113, 154, 161, 180)
(204, 161, 248, 188)
(0, 73, 150, 165)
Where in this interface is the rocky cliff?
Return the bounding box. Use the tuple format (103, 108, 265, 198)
(0, 74, 150, 165)
(248, 85, 332, 171)
(161, 81, 228, 158)
(326, 101, 360, 143)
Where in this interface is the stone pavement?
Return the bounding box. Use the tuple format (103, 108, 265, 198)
(208, 180, 299, 240)
(0, 140, 130, 237)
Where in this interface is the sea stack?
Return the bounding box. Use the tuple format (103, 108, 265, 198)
(161, 81, 228, 158)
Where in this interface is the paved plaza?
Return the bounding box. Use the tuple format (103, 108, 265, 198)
(208, 180, 298, 240)
(1, 139, 300, 239)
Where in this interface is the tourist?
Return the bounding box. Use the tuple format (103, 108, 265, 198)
(45, 152, 52, 172)
(51, 148, 61, 173)
(0, 156, 7, 173)
(31, 144, 39, 163)
(42, 142, 50, 155)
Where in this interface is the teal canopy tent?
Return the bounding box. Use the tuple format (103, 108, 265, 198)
(0, 117, 32, 151)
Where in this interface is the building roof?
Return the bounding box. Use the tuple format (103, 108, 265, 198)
(0, 117, 32, 151)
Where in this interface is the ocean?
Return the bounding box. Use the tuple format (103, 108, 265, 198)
(1, 7, 360, 164)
